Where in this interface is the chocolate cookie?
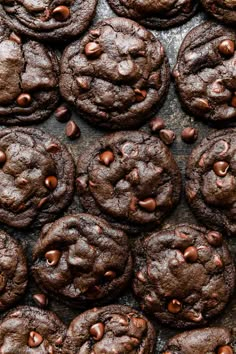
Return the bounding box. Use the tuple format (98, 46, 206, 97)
(0, 17, 59, 125)
(201, 0, 236, 26)
(186, 129, 236, 236)
(63, 305, 156, 353)
(0, 231, 27, 311)
(32, 213, 132, 307)
(60, 17, 170, 130)
(76, 131, 181, 233)
(0, 0, 97, 42)
(162, 327, 235, 354)
(133, 224, 235, 328)
(0, 127, 75, 228)
(107, 0, 199, 29)
(173, 22, 236, 124)
(0, 306, 66, 353)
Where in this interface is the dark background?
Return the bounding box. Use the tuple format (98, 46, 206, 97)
(2, 1, 236, 352)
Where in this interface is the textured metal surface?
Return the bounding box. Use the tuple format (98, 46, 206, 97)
(1, 1, 235, 353)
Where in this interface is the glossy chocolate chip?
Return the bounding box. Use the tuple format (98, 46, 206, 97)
(16, 93, 32, 107)
(0, 151, 6, 165)
(45, 176, 58, 190)
(213, 161, 229, 177)
(46, 143, 60, 153)
(9, 32, 21, 44)
(45, 250, 61, 266)
(104, 270, 116, 280)
(149, 117, 165, 132)
(99, 151, 114, 166)
(52, 6, 70, 22)
(181, 127, 198, 144)
(159, 129, 176, 145)
(193, 98, 210, 111)
(206, 231, 223, 247)
(231, 95, 236, 108)
(139, 198, 156, 212)
(218, 40, 235, 56)
(55, 105, 72, 122)
(168, 299, 182, 314)
(28, 331, 43, 348)
(134, 88, 147, 102)
(89, 322, 104, 340)
(184, 246, 198, 262)
(85, 42, 102, 58)
(217, 346, 234, 354)
(76, 77, 91, 91)
(65, 120, 81, 139)
(131, 317, 147, 329)
(33, 294, 48, 308)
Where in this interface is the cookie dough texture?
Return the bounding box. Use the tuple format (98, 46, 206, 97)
(201, 0, 236, 25)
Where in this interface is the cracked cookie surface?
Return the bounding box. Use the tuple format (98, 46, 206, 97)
(76, 131, 181, 233)
(63, 305, 156, 354)
(0, 17, 59, 125)
(173, 22, 236, 124)
(201, 0, 236, 25)
(0, 127, 75, 228)
(186, 129, 236, 236)
(107, 0, 199, 29)
(0, 306, 66, 353)
(32, 214, 132, 307)
(133, 224, 235, 328)
(60, 17, 170, 130)
(0, 0, 97, 42)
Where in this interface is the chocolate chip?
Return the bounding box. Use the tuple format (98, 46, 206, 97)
(9, 32, 21, 44)
(55, 336, 63, 346)
(149, 117, 165, 132)
(85, 42, 102, 58)
(55, 105, 72, 123)
(214, 254, 223, 268)
(167, 299, 182, 314)
(159, 129, 176, 145)
(65, 120, 81, 139)
(138, 198, 156, 212)
(134, 88, 147, 102)
(186, 311, 203, 322)
(52, 6, 70, 21)
(104, 270, 116, 280)
(0, 150, 6, 165)
(28, 331, 43, 348)
(118, 60, 135, 77)
(218, 39, 235, 56)
(217, 346, 234, 354)
(16, 93, 32, 107)
(213, 161, 229, 177)
(206, 231, 223, 247)
(184, 246, 198, 262)
(99, 151, 114, 166)
(193, 98, 211, 111)
(33, 294, 48, 308)
(76, 77, 91, 91)
(136, 271, 146, 283)
(46, 143, 60, 153)
(45, 250, 61, 266)
(37, 197, 48, 209)
(181, 127, 198, 143)
(89, 323, 104, 340)
(89, 29, 100, 38)
(131, 317, 147, 329)
(231, 95, 236, 108)
(45, 176, 58, 190)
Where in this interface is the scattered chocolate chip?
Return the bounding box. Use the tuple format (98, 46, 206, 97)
(37, 197, 48, 209)
(89, 322, 104, 340)
(186, 311, 203, 322)
(217, 345, 234, 354)
(118, 60, 135, 77)
(90, 29, 100, 37)
(16, 93, 32, 107)
(52, 6, 70, 21)
(193, 98, 211, 111)
(55, 336, 64, 346)
(167, 299, 182, 314)
(65, 120, 81, 140)
(45, 250, 61, 266)
(184, 246, 198, 262)
(9, 32, 21, 44)
(206, 231, 223, 247)
(138, 198, 156, 212)
(45, 176, 58, 190)
(85, 42, 102, 58)
(134, 88, 147, 102)
(218, 39, 235, 56)
(159, 129, 176, 145)
(76, 77, 91, 91)
(131, 317, 147, 329)
(136, 271, 146, 283)
(28, 331, 43, 348)
(0, 150, 6, 165)
(99, 151, 114, 166)
(33, 294, 48, 308)
(214, 254, 223, 268)
(104, 270, 116, 280)
(181, 127, 198, 143)
(55, 105, 72, 123)
(231, 95, 236, 108)
(213, 161, 229, 177)
(46, 143, 60, 153)
(149, 117, 165, 132)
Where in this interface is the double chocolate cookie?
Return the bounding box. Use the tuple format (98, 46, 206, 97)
(0, 0, 97, 42)
(0, 231, 27, 311)
(0, 127, 75, 228)
(186, 129, 236, 236)
(0, 17, 59, 125)
(76, 131, 181, 233)
(0, 306, 66, 353)
(60, 17, 170, 130)
(63, 305, 156, 353)
(133, 224, 235, 328)
(108, 0, 199, 29)
(32, 214, 132, 307)
(173, 22, 236, 124)
(162, 327, 235, 354)
(201, 0, 236, 26)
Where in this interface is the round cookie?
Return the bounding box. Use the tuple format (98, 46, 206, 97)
(0, 0, 97, 42)
(0, 127, 75, 229)
(63, 305, 156, 353)
(60, 17, 170, 130)
(0, 231, 27, 311)
(201, 0, 236, 26)
(76, 131, 181, 233)
(173, 22, 236, 124)
(32, 214, 132, 307)
(186, 129, 236, 236)
(107, 0, 199, 29)
(0, 306, 66, 353)
(133, 224, 235, 328)
(0, 17, 59, 125)
(162, 327, 235, 354)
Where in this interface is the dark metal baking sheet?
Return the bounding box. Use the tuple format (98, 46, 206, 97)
(1, 1, 235, 352)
